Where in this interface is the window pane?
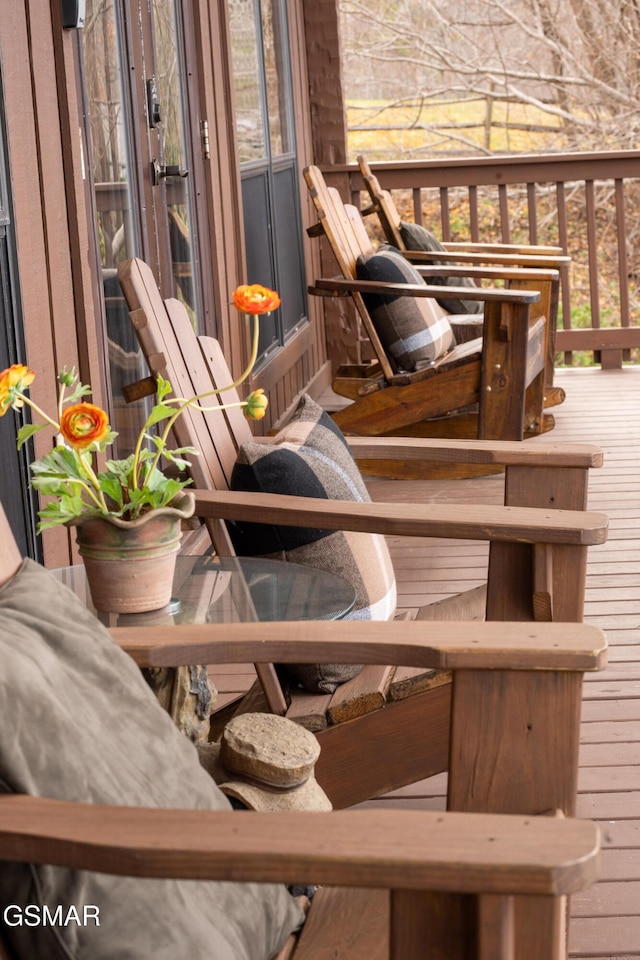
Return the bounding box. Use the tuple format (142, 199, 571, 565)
(229, 0, 267, 162)
(83, 0, 145, 456)
(152, 0, 200, 324)
(261, 0, 293, 157)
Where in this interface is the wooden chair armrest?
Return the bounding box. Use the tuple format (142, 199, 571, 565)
(414, 265, 559, 282)
(111, 619, 607, 673)
(310, 276, 540, 306)
(0, 795, 600, 896)
(344, 436, 603, 469)
(403, 250, 570, 268)
(443, 241, 564, 257)
(191, 490, 608, 547)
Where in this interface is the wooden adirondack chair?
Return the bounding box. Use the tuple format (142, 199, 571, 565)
(356, 154, 570, 408)
(117, 256, 607, 816)
(0, 502, 605, 960)
(304, 165, 562, 471)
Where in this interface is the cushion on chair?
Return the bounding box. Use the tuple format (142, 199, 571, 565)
(229, 394, 397, 694)
(399, 221, 484, 316)
(0, 559, 304, 960)
(356, 245, 456, 372)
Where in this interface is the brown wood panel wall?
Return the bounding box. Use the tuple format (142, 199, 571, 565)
(300, 0, 348, 167)
(0, 1, 103, 566)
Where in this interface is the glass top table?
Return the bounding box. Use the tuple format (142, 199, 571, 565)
(52, 555, 357, 627)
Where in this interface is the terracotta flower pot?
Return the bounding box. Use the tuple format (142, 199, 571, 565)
(69, 491, 196, 613)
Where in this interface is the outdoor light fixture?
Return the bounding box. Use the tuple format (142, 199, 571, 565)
(61, 0, 86, 29)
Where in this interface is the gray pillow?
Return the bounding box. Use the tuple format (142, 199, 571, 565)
(229, 395, 397, 694)
(0, 559, 304, 960)
(356, 245, 455, 372)
(399, 221, 484, 315)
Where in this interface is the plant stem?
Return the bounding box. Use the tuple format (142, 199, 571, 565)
(75, 450, 110, 512)
(186, 400, 247, 413)
(57, 382, 65, 424)
(66, 475, 108, 512)
(18, 393, 61, 432)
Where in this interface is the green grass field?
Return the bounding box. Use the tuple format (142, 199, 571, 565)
(347, 98, 564, 158)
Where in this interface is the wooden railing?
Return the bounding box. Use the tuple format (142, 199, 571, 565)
(323, 150, 640, 368)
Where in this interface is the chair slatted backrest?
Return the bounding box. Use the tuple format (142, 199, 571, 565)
(305, 166, 400, 380)
(117, 258, 253, 556)
(305, 166, 374, 280)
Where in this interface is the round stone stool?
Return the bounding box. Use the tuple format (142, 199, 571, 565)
(199, 713, 332, 812)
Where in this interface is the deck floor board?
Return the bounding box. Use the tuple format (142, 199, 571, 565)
(210, 367, 640, 957)
(367, 368, 640, 958)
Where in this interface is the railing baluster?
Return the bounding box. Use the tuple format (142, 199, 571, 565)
(527, 183, 538, 245)
(554, 181, 572, 365)
(412, 187, 422, 225)
(615, 178, 631, 360)
(498, 184, 511, 242)
(440, 186, 451, 242)
(585, 180, 607, 364)
(469, 184, 479, 241)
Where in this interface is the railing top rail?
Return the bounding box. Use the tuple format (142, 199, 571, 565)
(326, 150, 640, 189)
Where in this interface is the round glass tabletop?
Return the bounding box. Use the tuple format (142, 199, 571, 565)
(52, 555, 357, 626)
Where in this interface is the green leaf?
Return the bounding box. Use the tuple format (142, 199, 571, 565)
(30, 447, 86, 481)
(143, 465, 169, 492)
(64, 382, 93, 404)
(169, 445, 200, 458)
(99, 476, 125, 509)
(162, 448, 195, 471)
(16, 422, 46, 451)
(102, 455, 135, 480)
(134, 447, 155, 463)
(145, 403, 176, 428)
(156, 376, 173, 402)
(30, 476, 72, 496)
(35, 491, 87, 532)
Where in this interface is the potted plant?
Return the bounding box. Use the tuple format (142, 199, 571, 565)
(0, 283, 279, 613)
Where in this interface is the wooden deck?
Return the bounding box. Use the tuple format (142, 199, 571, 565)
(214, 366, 640, 959)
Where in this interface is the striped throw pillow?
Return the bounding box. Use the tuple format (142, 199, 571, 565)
(229, 395, 397, 694)
(356, 244, 456, 371)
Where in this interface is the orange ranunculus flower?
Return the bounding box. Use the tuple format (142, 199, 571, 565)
(0, 364, 35, 415)
(60, 402, 110, 449)
(243, 388, 269, 420)
(233, 284, 281, 315)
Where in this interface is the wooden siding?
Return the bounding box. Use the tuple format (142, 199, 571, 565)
(0, 1, 104, 566)
(300, 0, 348, 166)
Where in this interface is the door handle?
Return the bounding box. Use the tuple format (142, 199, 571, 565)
(151, 160, 189, 185)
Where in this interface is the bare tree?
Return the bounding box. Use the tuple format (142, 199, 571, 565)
(340, 0, 640, 154)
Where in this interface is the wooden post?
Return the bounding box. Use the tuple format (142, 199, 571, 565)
(447, 667, 583, 960)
